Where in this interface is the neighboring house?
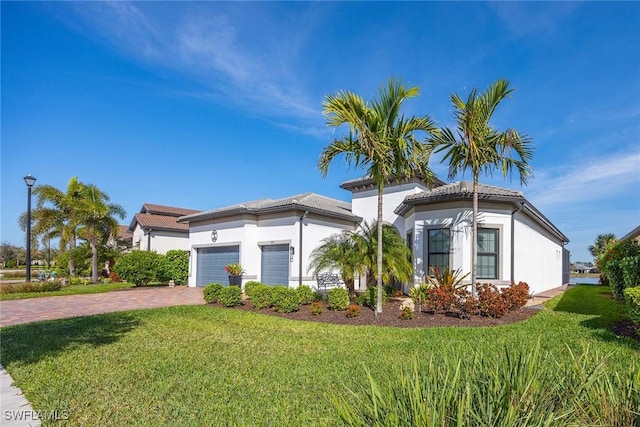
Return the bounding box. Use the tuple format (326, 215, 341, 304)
(179, 179, 569, 295)
(116, 225, 133, 252)
(128, 203, 200, 254)
(620, 225, 640, 244)
(572, 263, 591, 274)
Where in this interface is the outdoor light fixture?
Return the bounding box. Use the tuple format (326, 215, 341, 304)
(290, 247, 295, 256)
(24, 174, 37, 282)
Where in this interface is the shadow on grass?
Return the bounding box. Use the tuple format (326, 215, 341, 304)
(552, 285, 639, 349)
(0, 312, 140, 366)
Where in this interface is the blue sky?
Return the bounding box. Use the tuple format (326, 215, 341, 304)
(2, 2, 639, 263)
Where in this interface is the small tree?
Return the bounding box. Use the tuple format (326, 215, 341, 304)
(165, 250, 189, 285)
(114, 251, 167, 286)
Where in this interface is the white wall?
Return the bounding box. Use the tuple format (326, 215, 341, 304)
(351, 182, 427, 235)
(187, 213, 356, 288)
(131, 224, 189, 254)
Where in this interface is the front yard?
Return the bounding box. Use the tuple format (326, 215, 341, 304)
(0, 285, 637, 426)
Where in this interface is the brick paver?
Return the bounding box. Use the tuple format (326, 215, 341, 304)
(0, 287, 204, 327)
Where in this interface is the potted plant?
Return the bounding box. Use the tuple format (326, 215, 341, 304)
(225, 263, 244, 286)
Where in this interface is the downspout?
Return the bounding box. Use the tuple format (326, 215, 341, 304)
(299, 211, 308, 287)
(147, 229, 152, 252)
(510, 202, 525, 283)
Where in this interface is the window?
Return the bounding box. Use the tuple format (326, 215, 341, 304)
(477, 228, 498, 279)
(427, 229, 450, 274)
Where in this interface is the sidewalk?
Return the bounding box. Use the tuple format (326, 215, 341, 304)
(525, 284, 570, 307)
(0, 365, 40, 427)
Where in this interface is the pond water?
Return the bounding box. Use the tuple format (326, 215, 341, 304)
(569, 276, 600, 285)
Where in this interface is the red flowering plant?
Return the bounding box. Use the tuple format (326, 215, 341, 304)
(224, 263, 244, 276)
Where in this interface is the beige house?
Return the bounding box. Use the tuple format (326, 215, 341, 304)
(128, 203, 200, 254)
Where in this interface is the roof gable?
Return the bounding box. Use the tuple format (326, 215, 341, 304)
(141, 203, 200, 217)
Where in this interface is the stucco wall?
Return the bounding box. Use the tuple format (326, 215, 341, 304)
(187, 213, 356, 288)
(130, 224, 189, 254)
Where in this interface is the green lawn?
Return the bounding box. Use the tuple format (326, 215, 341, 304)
(0, 282, 135, 300)
(0, 285, 637, 426)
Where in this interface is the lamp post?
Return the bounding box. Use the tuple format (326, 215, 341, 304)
(24, 175, 36, 282)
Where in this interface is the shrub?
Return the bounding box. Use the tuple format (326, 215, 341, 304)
(0, 280, 62, 294)
(624, 286, 640, 330)
(250, 285, 274, 309)
(311, 301, 323, 316)
(363, 286, 387, 309)
(297, 285, 314, 305)
(501, 281, 530, 310)
(203, 283, 224, 303)
(244, 281, 263, 298)
(271, 287, 300, 313)
(399, 306, 414, 320)
(453, 288, 479, 318)
(345, 304, 361, 318)
(69, 277, 89, 286)
(114, 251, 167, 286)
(477, 284, 509, 318)
(108, 271, 122, 283)
(424, 267, 469, 312)
(409, 284, 430, 312)
(621, 256, 640, 289)
(598, 239, 640, 299)
(327, 288, 349, 311)
(219, 286, 243, 307)
(164, 250, 189, 285)
(313, 291, 324, 302)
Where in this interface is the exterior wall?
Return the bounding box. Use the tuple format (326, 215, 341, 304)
(405, 201, 565, 295)
(514, 211, 565, 295)
(130, 224, 189, 254)
(187, 213, 356, 288)
(351, 182, 428, 235)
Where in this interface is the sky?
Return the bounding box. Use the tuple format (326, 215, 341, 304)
(1, 1, 639, 264)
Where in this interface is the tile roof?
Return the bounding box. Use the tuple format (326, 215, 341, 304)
(621, 225, 640, 241)
(340, 175, 446, 191)
(141, 203, 200, 217)
(133, 213, 190, 232)
(178, 193, 358, 223)
(117, 225, 133, 240)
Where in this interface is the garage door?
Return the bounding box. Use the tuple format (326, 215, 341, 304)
(196, 246, 240, 286)
(261, 244, 289, 286)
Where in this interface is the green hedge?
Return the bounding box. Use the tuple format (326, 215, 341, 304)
(165, 250, 189, 285)
(598, 239, 640, 299)
(114, 251, 167, 286)
(203, 283, 224, 303)
(363, 286, 388, 309)
(251, 285, 274, 309)
(244, 281, 263, 298)
(296, 285, 314, 305)
(271, 287, 300, 313)
(624, 286, 640, 330)
(219, 286, 243, 307)
(327, 288, 349, 311)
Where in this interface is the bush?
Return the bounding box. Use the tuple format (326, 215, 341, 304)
(203, 283, 224, 303)
(0, 280, 62, 294)
(345, 304, 361, 318)
(251, 285, 274, 309)
(501, 281, 530, 310)
(164, 250, 189, 285)
(453, 288, 479, 318)
(313, 291, 324, 302)
(409, 284, 430, 312)
(244, 281, 263, 298)
(296, 285, 314, 305)
(69, 277, 89, 286)
(327, 288, 349, 311)
(477, 284, 509, 318)
(624, 286, 640, 330)
(621, 256, 640, 289)
(311, 301, 323, 316)
(363, 286, 388, 309)
(108, 271, 122, 283)
(271, 287, 300, 313)
(219, 286, 243, 307)
(598, 239, 640, 299)
(399, 306, 414, 320)
(114, 251, 167, 286)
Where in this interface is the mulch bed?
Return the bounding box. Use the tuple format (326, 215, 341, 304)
(219, 298, 541, 329)
(612, 320, 640, 344)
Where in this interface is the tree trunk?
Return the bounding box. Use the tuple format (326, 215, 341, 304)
(69, 234, 77, 277)
(376, 185, 384, 315)
(471, 180, 478, 297)
(90, 231, 99, 284)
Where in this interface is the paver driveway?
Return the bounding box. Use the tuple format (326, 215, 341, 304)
(0, 287, 204, 327)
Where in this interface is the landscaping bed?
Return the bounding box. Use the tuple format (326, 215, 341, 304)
(228, 298, 538, 328)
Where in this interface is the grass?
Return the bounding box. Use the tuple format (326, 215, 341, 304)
(0, 282, 135, 300)
(0, 285, 637, 426)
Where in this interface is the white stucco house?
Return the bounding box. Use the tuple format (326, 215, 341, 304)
(179, 177, 569, 295)
(128, 203, 200, 254)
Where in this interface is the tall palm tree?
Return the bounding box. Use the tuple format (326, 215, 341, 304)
(80, 184, 126, 283)
(30, 177, 88, 277)
(320, 78, 437, 314)
(307, 231, 363, 297)
(429, 79, 533, 295)
(588, 233, 617, 259)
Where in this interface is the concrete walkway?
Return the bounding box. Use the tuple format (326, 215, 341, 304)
(525, 284, 570, 307)
(1, 365, 40, 427)
(0, 286, 204, 327)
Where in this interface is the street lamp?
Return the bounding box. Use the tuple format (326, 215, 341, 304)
(24, 175, 36, 282)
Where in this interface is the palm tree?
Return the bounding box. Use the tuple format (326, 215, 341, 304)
(29, 177, 88, 277)
(429, 79, 533, 296)
(320, 78, 437, 314)
(79, 184, 126, 283)
(307, 231, 363, 297)
(588, 233, 617, 259)
(353, 221, 412, 288)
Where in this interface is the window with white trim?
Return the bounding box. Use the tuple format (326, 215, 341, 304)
(477, 228, 499, 279)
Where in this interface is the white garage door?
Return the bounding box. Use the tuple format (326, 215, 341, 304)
(196, 246, 240, 286)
